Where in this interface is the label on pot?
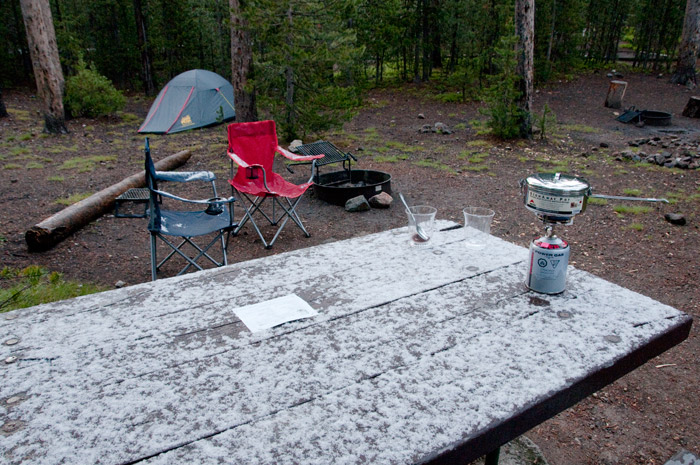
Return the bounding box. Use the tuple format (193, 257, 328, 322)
(526, 191, 585, 215)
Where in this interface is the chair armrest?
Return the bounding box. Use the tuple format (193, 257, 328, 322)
(155, 170, 217, 183)
(277, 145, 325, 162)
(227, 150, 252, 168)
(151, 188, 235, 206)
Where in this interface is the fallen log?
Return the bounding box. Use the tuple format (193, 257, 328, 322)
(25, 149, 192, 252)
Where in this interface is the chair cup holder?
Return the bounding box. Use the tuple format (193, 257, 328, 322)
(205, 197, 225, 215)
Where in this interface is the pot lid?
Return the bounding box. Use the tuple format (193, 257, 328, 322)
(524, 172, 590, 195)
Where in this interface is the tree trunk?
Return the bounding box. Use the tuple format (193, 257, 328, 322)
(515, 0, 535, 138)
(230, 0, 257, 122)
(671, 0, 700, 88)
(19, 0, 67, 134)
(133, 0, 155, 96)
(682, 96, 700, 117)
(284, 4, 296, 136)
(0, 88, 8, 118)
(26, 150, 192, 252)
(604, 80, 627, 109)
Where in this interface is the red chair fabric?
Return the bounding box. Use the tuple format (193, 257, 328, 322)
(226, 121, 324, 248)
(227, 121, 318, 198)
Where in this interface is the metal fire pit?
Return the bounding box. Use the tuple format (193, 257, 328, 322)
(313, 170, 392, 206)
(640, 110, 672, 126)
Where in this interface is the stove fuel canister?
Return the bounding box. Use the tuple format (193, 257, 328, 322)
(526, 231, 570, 294)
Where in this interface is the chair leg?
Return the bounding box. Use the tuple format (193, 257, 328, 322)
(150, 233, 158, 281)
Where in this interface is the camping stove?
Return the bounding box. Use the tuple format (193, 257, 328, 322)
(520, 172, 668, 294)
(521, 173, 590, 294)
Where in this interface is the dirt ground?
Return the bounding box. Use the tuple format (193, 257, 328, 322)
(1, 71, 699, 464)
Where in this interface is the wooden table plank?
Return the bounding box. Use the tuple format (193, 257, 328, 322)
(0, 224, 691, 465)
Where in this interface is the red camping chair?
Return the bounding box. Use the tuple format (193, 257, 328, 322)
(226, 121, 324, 248)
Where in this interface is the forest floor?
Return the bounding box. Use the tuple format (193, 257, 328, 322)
(1, 70, 699, 464)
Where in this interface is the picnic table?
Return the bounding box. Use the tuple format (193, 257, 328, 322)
(1, 221, 692, 464)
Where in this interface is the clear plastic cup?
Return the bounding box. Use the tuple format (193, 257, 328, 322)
(463, 206, 495, 248)
(406, 206, 437, 246)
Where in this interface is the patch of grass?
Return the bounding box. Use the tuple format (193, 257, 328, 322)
(625, 223, 644, 231)
(83, 125, 95, 132)
(588, 197, 608, 206)
(56, 192, 93, 205)
(47, 175, 64, 182)
(613, 205, 650, 215)
(385, 140, 419, 152)
(622, 188, 642, 196)
(59, 155, 117, 173)
(119, 112, 141, 123)
(10, 147, 30, 157)
(362, 127, 380, 142)
(3, 163, 22, 170)
(413, 158, 454, 172)
(453, 123, 467, 131)
(26, 161, 44, 169)
(465, 139, 492, 148)
(468, 119, 491, 135)
(7, 108, 33, 121)
(18, 132, 33, 141)
(0, 266, 105, 312)
(46, 144, 79, 154)
(462, 164, 490, 172)
(558, 123, 601, 134)
(375, 154, 409, 163)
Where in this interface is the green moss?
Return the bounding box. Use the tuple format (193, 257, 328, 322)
(26, 161, 44, 169)
(3, 163, 22, 170)
(625, 223, 644, 231)
(19, 133, 33, 141)
(47, 175, 64, 182)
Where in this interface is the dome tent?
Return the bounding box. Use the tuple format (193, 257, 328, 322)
(138, 69, 235, 134)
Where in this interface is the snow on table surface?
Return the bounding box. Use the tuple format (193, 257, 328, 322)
(0, 221, 691, 465)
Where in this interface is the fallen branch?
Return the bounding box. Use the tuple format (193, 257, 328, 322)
(25, 149, 192, 252)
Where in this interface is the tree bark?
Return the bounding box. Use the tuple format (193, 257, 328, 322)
(25, 150, 192, 252)
(229, 0, 257, 122)
(20, 0, 67, 134)
(515, 0, 535, 138)
(133, 0, 155, 96)
(0, 88, 8, 118)
(671, 0, 700, 88)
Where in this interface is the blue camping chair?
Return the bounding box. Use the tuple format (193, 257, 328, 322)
(145, 138, 236, 280)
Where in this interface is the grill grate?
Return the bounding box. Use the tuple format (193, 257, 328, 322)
(294, 140, 354, 166)
(114, 188, 150, 218)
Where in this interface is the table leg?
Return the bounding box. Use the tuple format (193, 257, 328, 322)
(484, 447, 500, 465)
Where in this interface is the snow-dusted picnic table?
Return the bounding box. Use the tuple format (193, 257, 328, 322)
(1, 221, 692, 464)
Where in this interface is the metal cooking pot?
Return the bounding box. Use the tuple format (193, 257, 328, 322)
(521, 172, 591, 224)
(521, 172, 670, 224)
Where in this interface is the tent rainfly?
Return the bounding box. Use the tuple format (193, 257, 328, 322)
(138, 69, 236, 134)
